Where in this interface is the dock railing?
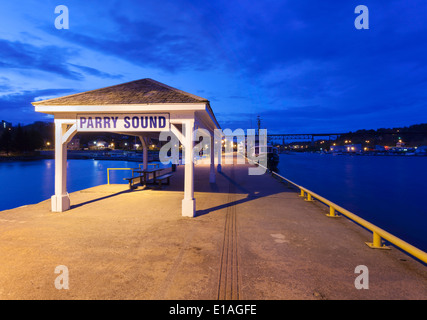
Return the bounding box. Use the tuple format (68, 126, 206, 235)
(107, 163, 162, 185)
(253, 160, 427, 264)
(107, 168, 134, 185)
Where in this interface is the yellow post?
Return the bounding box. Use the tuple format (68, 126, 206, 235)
(366, 231, 390, 250)
(305, 193, 313, 202)
(107, 168, 132, 185)
(373, 232, 381, 247)
(326, 206, 340, 218)
(299, 189, 305, 197)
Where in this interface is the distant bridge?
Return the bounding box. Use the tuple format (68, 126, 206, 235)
(267, 131, 427, 144)
(267, 133, 345, 143)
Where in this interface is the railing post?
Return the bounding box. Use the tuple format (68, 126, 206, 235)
(305, 193, 313, 202)
(299, 189, 305, 197)
(326, 206, 340, 218)
(366, 231, 390, 250)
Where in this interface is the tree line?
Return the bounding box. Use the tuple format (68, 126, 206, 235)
(0, 123, 47, 155)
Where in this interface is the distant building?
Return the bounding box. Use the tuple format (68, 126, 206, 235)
(331, 144, 362, 153)
(345, 144, 362, 153)
(1, 120, 12, 131)
(415, 146, 427, 156)
(68, 138, 80, 150)
(330, 145, 346, 153)
(91, 140, 108, 149)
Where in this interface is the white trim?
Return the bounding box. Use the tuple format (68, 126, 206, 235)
(61, 123, 77, 144)
(34, 103, 207, 114)
(170, 124, 184, 145)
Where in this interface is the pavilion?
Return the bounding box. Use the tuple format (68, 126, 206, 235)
(33, 78, 222, 217)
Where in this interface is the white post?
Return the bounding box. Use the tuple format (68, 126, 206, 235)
(51, 120, 76, 212)
(139, 135, 148, 170)
(216, 134, 222, 173)
(209, 133, 216, 183)
(182, 119, 195, 217)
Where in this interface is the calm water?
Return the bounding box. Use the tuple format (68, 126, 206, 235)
(1, 156, 426, 252)
(276, 153, 427, 252)
(0, 159, 149, 212)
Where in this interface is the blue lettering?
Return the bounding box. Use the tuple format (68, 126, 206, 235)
(159, 116, 166, 128)
(80, 117, 87, 128)
(95, 117, 102, 128)
(141, 116, 148, 128)
(87, 117, 94, 128)
(124, 116, 130, 129)
(132, 116, 139, 128)
(111, 117, 118, 128)
(150, 116, 157, 128)
(103, 117, 111, 128)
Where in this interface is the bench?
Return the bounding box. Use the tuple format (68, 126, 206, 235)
(154, 173, 174, 189)
(123, 175, 144, 189)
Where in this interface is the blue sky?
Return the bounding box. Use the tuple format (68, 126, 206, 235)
(0, 0, 426, 133)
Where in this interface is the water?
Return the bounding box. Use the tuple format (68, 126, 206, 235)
(276, 153, 427, 252)
(0, 159, 163, 212)
(1, 156, 426, 252)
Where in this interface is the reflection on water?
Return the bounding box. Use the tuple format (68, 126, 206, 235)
(1, 156, 426, 252)
(0, 159, 146, 212)
(276, 153, 427, 252)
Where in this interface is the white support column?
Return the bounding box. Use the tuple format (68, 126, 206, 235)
(170, 123, 184, 166)
(139, 135, 148, 170)
(51, 120, 77, 212)
(209, 133, 216, 183)
(182, 119, 195, 217)
(216, 133, 222, 173)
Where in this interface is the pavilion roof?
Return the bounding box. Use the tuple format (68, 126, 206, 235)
(32, 78, 209, 106)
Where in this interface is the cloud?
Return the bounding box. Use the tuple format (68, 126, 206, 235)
(69, 64, 123, 79)
(0, 88, 76, 123)
(43, 13, 217, 73)
(1, 0, 427, 132)
(0, 39, 82, 80)
(0, 38, 125, 81)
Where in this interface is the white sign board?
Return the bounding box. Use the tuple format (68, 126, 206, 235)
(77, 113, 170, 132)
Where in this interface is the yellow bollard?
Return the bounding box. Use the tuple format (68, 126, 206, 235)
(305, 193, 313, 202)
(366, 231, 390, 250)
(299, 189, 305, 197)
(326, 206, 340, 218)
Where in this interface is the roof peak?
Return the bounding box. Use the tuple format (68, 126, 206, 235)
(32, 78, 208, 106)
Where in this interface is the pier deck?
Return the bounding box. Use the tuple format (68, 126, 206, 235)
(0, 160, 426, 300)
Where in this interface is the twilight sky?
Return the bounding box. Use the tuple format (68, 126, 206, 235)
(0, 0, 426, 133)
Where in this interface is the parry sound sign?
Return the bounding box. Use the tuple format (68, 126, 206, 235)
(77, 114, 170, 132)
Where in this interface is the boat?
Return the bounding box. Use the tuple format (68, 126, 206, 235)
(266, 145, 280, 169)
(247, 143, 280, 169)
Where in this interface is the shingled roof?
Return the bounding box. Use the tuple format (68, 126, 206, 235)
(32, 78, 209, 106)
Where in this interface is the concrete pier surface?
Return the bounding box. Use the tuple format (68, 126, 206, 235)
(0, 160, 426, 300)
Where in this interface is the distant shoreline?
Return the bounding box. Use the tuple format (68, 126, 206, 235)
(0, 150, 161, 162)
